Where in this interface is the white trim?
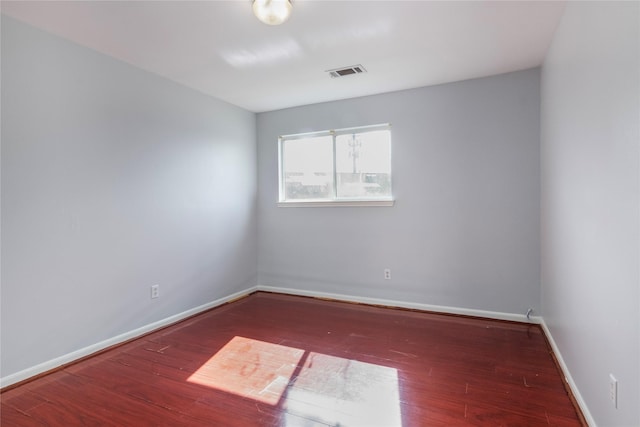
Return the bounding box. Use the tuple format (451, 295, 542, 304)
(4, 280, 590, 427)
(280, 123, 391, 140)
(278, 200, 394, 208)
(540, 320, 596, 427)
(0, 286, 259, 389)
(279, 124, 393, 205)
(257, 284, 539, 324)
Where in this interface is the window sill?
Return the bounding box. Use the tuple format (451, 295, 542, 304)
(277, 200, 395, 208)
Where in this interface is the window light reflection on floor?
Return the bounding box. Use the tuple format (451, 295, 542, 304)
(283, 352, 402, 426)
(187, 336, 304, 405)
(187, 336, 403, 426)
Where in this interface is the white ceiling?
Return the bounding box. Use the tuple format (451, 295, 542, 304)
(1, 0, 566, 113)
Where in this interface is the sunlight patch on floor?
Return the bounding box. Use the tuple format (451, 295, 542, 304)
(283, 352, 402, 426)
(187, 337, 402, 425)
(187, 336, 304, 405)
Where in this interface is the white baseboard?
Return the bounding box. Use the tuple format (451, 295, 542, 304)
(0, 286, 259, 389)
(257, 284, 541, 324)
(0, 283, 558, 405)
(258, 285, 597, 421)
(540, 320, 596, 427)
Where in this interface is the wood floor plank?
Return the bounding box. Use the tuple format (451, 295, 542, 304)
(0, 403, 43, 427)
(1, 292, 584, 426)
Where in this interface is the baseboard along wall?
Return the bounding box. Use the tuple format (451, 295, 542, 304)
(540, 320, 596, 427)
(1, 283, 592, 427)
(257, 284, 541, 324)
(0, 286, 259, 389)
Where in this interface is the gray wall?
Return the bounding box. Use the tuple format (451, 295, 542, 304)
(1, 16, 258, 378)
(540, 2, 639, 426)
(258, 69, 541, 315)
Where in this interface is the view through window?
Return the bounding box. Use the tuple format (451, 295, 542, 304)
(279, 124, 392, 203)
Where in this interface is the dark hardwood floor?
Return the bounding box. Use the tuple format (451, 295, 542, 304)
(1, 292, 584, 426)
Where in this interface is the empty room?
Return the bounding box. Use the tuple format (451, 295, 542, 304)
(1, 1, 638, 426)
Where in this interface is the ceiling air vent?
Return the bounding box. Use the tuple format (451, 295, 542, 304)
(326, 64, 367, 78)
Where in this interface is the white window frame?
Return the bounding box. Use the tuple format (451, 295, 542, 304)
(278, 124, 394, 207)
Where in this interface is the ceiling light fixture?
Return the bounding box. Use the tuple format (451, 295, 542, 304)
(252, 0, 292, 26)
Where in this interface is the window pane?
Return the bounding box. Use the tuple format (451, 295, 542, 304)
(282, 136, 333, 200)
(335, 130, 391, 199)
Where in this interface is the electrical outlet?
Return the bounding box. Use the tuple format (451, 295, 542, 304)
(384, 269, 391, 280)
(609, 374, 617, 408)
(151, 284, 160, 299)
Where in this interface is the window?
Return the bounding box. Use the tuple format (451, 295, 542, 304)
(279, 124, 393, 206)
